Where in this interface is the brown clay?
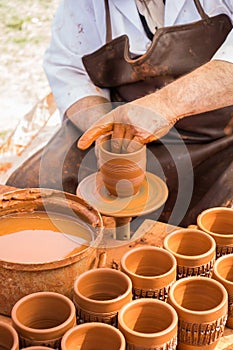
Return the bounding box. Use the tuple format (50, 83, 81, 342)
(118, 298, 178, 349)
(196, 207, 233, 257)
(11, 291, 76, 348)
(61, 322, 126, 350)
(213, 254, 233, 329)
(120, 246, 176, 300)
(0, 322, 19, 350)
(163, 229, 216, 279)
(168, 277, 228, 350)
(97, 139, 146, 197)
(0, 188, 103, 316)
(73, 267, 132, 326)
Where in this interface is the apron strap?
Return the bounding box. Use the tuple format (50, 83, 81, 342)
(193, 0, 209, 20)
(105, 0, 112, 42)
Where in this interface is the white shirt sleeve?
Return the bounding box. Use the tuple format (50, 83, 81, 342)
(212, 29, 233, 63)
(43, 0, 110, 118)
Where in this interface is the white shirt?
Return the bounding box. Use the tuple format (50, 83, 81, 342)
(43, 0, 233, 117)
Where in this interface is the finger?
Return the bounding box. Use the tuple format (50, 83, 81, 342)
(77, 123, 113, 150)
(121, 124, 134, 153)
(111, 123, 125, 153)
(126, 134, 157, 153)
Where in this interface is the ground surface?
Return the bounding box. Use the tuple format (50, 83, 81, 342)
(0, 0, 60, 134)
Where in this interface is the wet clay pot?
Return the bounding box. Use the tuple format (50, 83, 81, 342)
(163, 229, 216, 279)
(61, 322, 126, 350)
(120, 246, 176, 300)
(168, 277, 228, 350)
(0, 321, 19, 350)
(97, 139, 146, 197)
(213, 253, 233, 329)
(196, 207, 233, 258)
(11, 291, 76, 348)
(118, 298, 178, 350)
(73, 267, 132, 326)
(0, 188, 103, 316)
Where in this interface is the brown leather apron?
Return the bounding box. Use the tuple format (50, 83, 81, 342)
(6, 0, 233, 227)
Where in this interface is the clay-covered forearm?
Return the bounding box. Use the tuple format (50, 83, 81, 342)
(133, 60, 233, 125)
(66, 96, 112, 131)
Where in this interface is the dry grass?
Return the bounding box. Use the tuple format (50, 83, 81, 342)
(0, 0, 59, 131)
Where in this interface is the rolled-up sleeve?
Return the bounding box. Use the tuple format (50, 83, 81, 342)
(43, 0, 110, 117)
(212, 29, 233, 63)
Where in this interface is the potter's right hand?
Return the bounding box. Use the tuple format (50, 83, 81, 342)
(77, 102, 173, 153)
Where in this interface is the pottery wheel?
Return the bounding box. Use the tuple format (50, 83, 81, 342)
(77, 172, 168, 218)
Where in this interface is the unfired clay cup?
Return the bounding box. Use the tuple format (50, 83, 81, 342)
(11, 292, 76, 348)
(168, 277, 228, 350)
(61, 322, 126, 350)
(213, 253, 233, 329)
(0, 322, 19, 350)
(118, 298, 178, 350)
(163, 229, 216, 279)
(120, 246, 176, 300)
(97, 139, 146, 197)
(73, 267, 132, 326)
(195, 207, 233, 257)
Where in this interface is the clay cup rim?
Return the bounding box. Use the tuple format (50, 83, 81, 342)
(213, 254, 233, 286)
(11, 292, 76, 337)
(0, 321, 19, 348)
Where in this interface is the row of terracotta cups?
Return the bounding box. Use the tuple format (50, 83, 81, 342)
(1, 253, 233, 349)
(1, 206, 233, 350)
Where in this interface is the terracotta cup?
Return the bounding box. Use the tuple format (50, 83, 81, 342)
(168, 277, 228, 350)
(163, 229, 216, 279)
(213, 253, 233, 329)
(195, 207, 233, 258)
(11, 292, 76, 348)
(61, 322, 126, 350)
(0, 322, 19, 350)
(73, 267, 132, 326)
(118, 298, 178, 350)
(120, 246, 176, 300)
(97, 138, 146, 197)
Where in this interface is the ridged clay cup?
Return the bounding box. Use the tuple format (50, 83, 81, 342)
(168, 277, 228, 350)
(97, 138, 146, 197)
(0, 321, 19, 350)
(163, 229, 216, 279)
(118, 298, 178, 350)
(196, 207, 233, 258)
(120, 246, 177, 300)
(61, 322, 126, 350)
(213, 253, 233, 329)
(73, 267, 132, 326)
(11, 291, 76, 348)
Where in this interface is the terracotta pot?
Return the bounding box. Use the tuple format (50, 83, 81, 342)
(120, 246, 176, 300)
(0, 188, 103, 316)
(168, 277, 228, 350)
(73, 267, 132, 326)
(118, 298, 178, 350)
(163, 229, 216, 279)
(61, 322, 126, 350)
(11, 291, 76, 348)
(213, 253, 233, 329)
(0, 321, 19, 350)
(97, 139, 146, 197)
(196, 207, 233, 258)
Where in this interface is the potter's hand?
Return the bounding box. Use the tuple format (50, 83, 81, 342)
(77, 102, 173, 153)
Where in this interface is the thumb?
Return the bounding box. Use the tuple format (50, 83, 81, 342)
(77, 114, 114, 150)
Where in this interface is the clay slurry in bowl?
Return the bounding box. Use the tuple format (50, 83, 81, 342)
(0, 211, 96, 263)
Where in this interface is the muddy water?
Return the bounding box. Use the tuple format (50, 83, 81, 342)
(0, 211, 94, 263)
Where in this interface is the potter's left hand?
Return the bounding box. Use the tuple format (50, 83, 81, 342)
(77, 102, 173, 153)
